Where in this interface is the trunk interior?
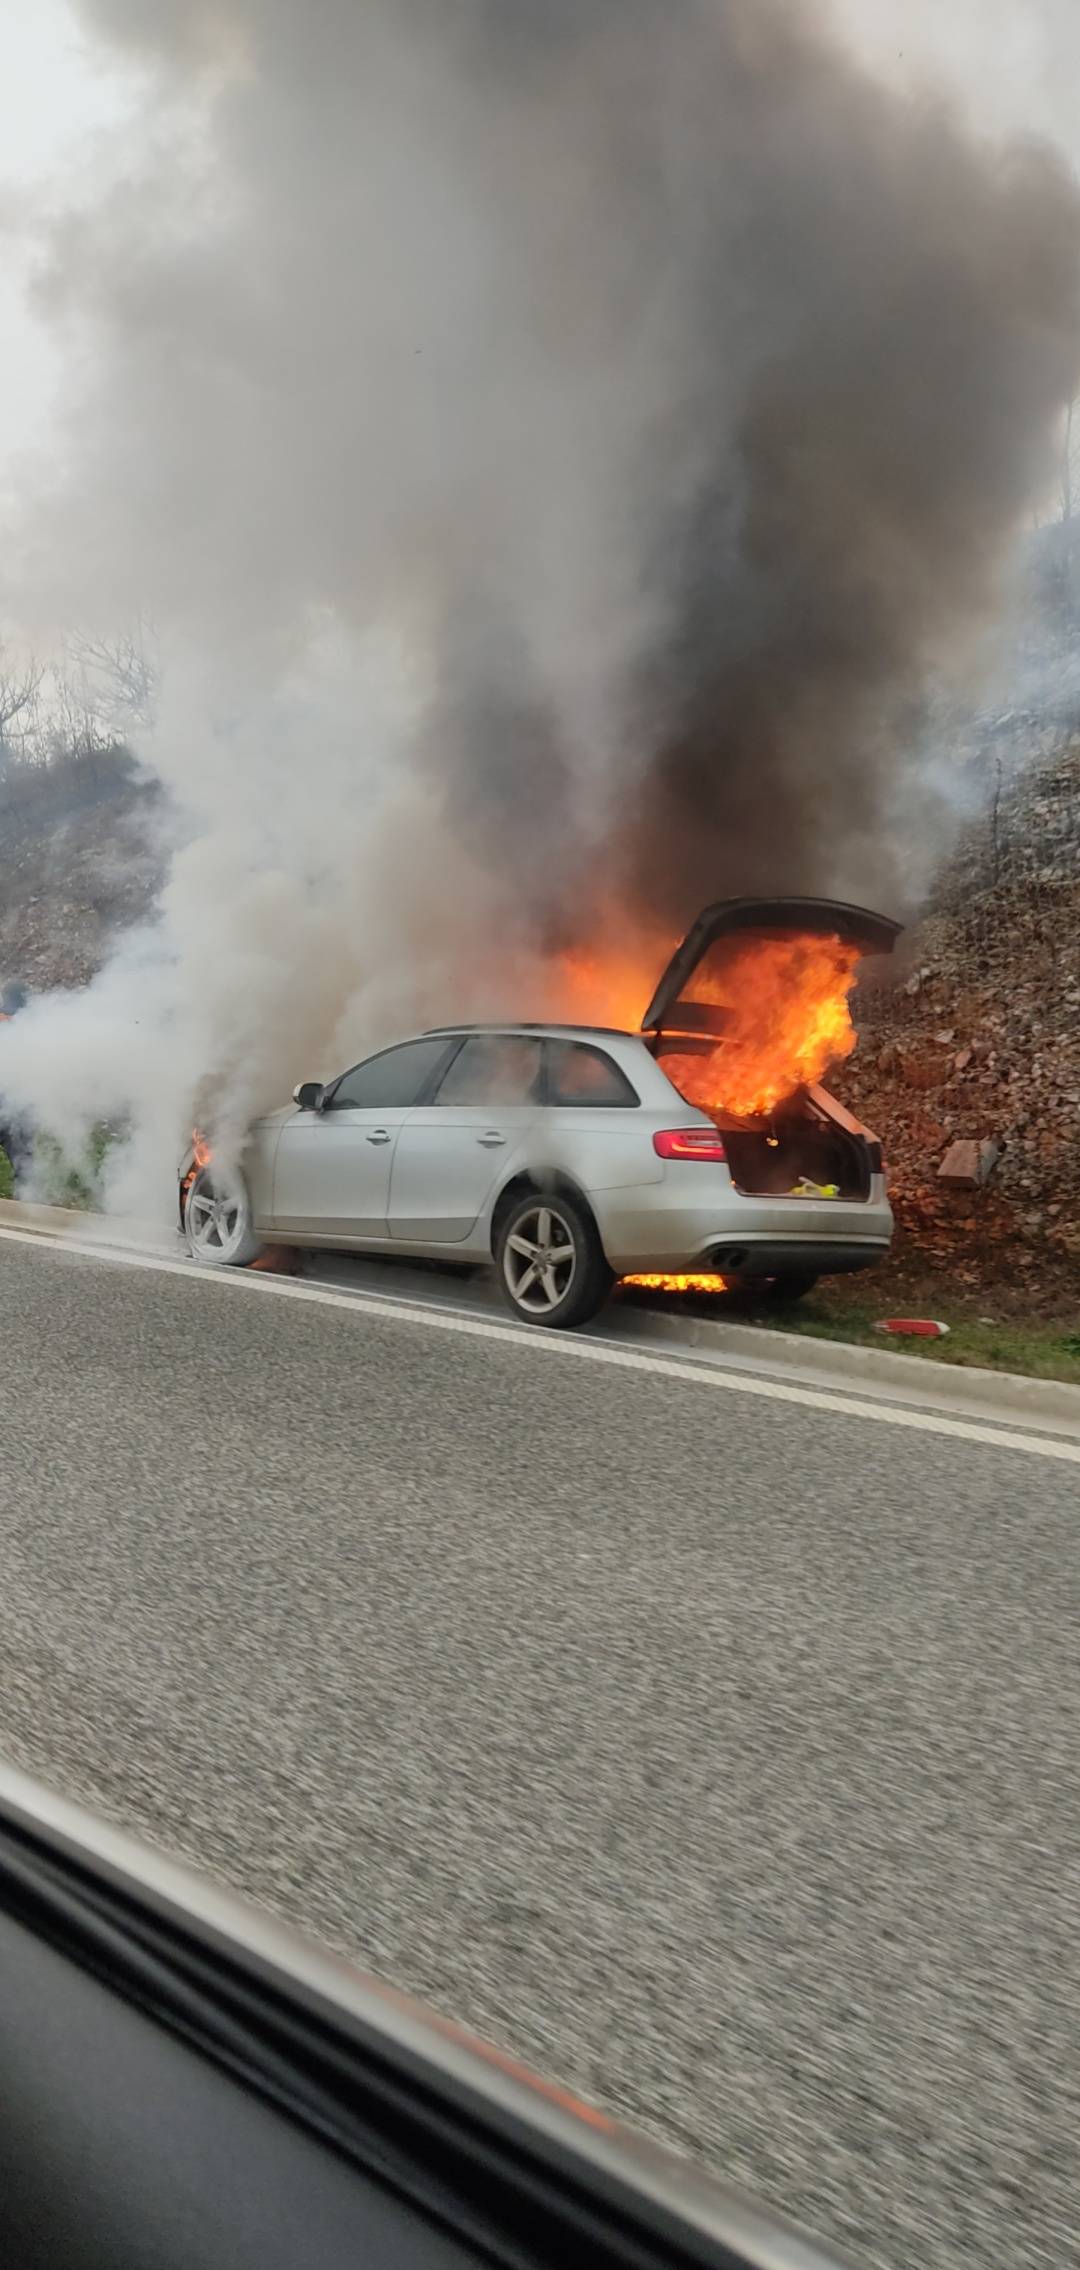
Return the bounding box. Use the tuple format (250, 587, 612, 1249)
(655, 1040, 872, 1196)
(717, 1101, 872, 1199)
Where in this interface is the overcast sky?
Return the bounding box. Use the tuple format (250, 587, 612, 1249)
(1, 1, 1077, 495)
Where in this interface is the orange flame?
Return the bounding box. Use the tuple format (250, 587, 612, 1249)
(671, 933, 861, 1120)
(552, 945, 663, 1034)
(192, 1128, 213, 1170)
(553, 931, 861, 1120)
(622, 1273, 731, 1293)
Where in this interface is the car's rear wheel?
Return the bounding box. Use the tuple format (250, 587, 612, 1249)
(184, 1165, 263, 1268)
(495, 1191, 612, 1330)
(749, 1271, 819, 1305)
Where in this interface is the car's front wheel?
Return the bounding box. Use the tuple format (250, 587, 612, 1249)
(495, 1190, 613, 1330)
(184, 1165, 263, 1268)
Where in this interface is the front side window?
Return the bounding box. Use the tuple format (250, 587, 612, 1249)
(433, 1035, 543, 1107)
(328, 1037, 451, 1111)
(545, 1041, 638, 1107)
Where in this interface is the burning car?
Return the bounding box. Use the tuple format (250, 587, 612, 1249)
(179, 896, 900, 1329)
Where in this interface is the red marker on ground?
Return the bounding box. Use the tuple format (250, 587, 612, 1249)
(874, 1318, 951, 1338)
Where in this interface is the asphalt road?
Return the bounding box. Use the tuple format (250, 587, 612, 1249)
(1, 1231, 1079, 2270)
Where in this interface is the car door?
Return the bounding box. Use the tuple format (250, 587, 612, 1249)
(388, 1033, 544, 1242)
(272, 1036, 455, 1239)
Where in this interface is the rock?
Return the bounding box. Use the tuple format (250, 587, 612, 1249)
(977, 1138, 1003, 1182)
(953, 1047, 973, 1073)
(903, 1051, 950, 1091)
(937, 1137, 1002, 1189)
(938, 1140, 981, 1187)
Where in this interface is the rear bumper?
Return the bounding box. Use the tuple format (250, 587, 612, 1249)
(594, 1178, 893, 1278)
(702, 1236, 891, 1281)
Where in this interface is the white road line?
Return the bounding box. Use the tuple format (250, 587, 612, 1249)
(3, 1220, 1079, 1467)
(240, 1267, 1078, 1445)
(303, 1269, 491, 1326)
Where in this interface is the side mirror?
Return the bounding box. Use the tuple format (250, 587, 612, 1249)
(293, 1081, 326, 1112)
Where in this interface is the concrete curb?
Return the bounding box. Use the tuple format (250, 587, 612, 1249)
(0, 1197, 173, 1250)
(608, 1300, 1080, 1433)
(2, 1195, 1078, 1436)
(0, 1197, 88, 1237)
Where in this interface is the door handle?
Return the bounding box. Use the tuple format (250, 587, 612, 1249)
(477, 1130, 507, 1147)
(365, 1128, 392, 1145)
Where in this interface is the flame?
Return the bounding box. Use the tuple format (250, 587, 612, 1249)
(552, 945, 663, 1033)
(553, 931, 860, 1121)
(671, 933, 861, 1119)
(181, 1128, 213, 1212)
(622, 1273, 731, 1293)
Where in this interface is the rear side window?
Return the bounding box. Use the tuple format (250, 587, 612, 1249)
(328, 1037, 451, 1110)
(433, 1035, 543, 1106)
(545, 1040, 638, 1108)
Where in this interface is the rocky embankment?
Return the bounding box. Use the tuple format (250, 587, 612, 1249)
(843, 736, 1080, 1303)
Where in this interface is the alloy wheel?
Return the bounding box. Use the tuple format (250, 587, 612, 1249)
(186, 1174, 252, 1265)
(502, 1203, 578, 1315)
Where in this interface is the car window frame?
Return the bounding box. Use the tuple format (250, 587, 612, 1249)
(323, 1036, 464, 1113)
(429, 1032, 546, 1110)
(541, 1039, 640, 1110)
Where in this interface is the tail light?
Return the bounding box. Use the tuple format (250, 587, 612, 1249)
(653, 1127, 727, 1162)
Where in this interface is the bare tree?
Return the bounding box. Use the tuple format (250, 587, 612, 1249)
(1032, 393, 1080, 629)
(1061, 395, 1080, 524)
(0, 656, 45, 776)
(0, 624, 157, 795)
(45, 667, 109, 768)
(64, 625, 157, 740)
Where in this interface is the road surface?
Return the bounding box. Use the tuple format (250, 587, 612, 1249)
(1, 1227, 1078, 2270)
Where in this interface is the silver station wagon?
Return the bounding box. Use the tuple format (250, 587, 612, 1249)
(181, 896, 899, 1328)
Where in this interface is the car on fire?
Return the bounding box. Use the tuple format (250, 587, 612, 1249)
(180, 896, 900, 1329)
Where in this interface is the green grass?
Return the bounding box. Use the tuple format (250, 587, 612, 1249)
(22, 1125, 114, 1212)
(748, 1288, 1080, 1387)
(0, 1148, 12, 1201)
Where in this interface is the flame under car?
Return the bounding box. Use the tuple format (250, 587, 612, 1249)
(179, 896, 900, 1330)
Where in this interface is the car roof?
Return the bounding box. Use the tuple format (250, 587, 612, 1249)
(422, 1022, 637, 1041)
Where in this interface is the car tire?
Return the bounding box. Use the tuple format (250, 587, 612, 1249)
(495, 1190, 613, 1330)
(184, 1164, 264, 1268)
(751, 1271, 819, 1305)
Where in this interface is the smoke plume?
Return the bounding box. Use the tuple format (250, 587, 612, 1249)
(2, 0, 1079, 1208)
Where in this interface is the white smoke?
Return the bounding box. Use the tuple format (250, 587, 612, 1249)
(0, 0, 1077, 1220)
(829, 0, 1080, 161)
